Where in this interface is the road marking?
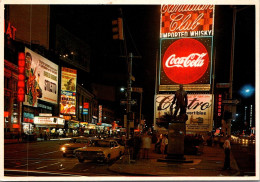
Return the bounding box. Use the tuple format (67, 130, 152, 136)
(38, 151, 59, 156)
(36, 165, 48, 169)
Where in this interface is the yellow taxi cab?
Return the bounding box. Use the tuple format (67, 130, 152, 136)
(74, 139, 125, 163)
(60, 136, 96, 157)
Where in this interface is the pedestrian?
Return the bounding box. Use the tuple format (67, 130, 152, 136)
(155, 134, 162, 153)
(133, 133, 141, 160)
(223, 135, 231, 170)
(160, 134, 168, 157)
(141, 132, 152, 159)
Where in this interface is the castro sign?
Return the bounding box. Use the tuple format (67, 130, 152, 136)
(162, 38, 210, 84)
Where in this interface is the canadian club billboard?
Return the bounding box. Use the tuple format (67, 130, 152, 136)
(159, 4, 214, 91)
(160, 5, 215, 38)
(154, 94, 213, 133)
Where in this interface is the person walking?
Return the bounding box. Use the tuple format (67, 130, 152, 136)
(223, 135, 231, 170)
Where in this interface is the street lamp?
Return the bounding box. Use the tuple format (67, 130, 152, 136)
(239, 84, 254, 98)
(120, 87, 125, 92)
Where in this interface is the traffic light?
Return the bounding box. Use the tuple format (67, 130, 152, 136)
(112, 17, 124, 40)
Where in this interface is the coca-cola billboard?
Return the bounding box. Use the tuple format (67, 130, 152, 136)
(160, 37, 212, 87)
(154, 94, 213, 132)
(160, 4, 215, 38)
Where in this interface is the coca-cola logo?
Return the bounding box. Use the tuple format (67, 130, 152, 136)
(162, 38, 209, 84)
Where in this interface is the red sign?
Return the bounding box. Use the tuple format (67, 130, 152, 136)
(84, 102, 89, 109)
(217, 94, 222, 117)
(17, 52, 25, 102)
(4, 20, 17, 40)
(160, 5, 214, 38)
(162, 38, 209, 84)
(13, 124, 20, 128)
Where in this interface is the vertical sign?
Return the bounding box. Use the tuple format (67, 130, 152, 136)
(217, 94, 222, 117)
(17, 52, 25, 102)
(98, 105, 102, 123)
(60, 67, 77, 115)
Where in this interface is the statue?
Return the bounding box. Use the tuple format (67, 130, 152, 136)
(170, 84, 188, 121)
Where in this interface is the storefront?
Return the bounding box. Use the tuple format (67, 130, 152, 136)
(68, 120, 80, 137)
(4, 59, 21, 137)
(34, 116, 65, 138)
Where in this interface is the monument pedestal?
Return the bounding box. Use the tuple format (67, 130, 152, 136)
(157, 122, 193, 163)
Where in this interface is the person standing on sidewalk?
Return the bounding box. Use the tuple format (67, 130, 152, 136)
(223, 135, 231, 170)
(141, 132, 152, 159)
(160, 134, 168, 158)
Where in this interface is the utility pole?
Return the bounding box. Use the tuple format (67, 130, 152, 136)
(126, 52, 133, 140)
(229, 6, 237, 99)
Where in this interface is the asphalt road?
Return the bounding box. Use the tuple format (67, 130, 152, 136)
(4, 140, 121, 177)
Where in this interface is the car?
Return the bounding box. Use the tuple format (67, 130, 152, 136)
(74, 139, 125, 163)
(60, 136, 97, 157)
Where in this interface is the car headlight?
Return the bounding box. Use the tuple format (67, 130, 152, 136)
(61, 147, 66, 152)
(97, 152, 104, 156)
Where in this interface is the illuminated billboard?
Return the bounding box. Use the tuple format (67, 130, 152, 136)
(159, 37, 212, 90)
(154, 94, 213, 132)
(24, 48, 58, 107)
(160, 5, 215, 38)
(60, 67, 77, 115)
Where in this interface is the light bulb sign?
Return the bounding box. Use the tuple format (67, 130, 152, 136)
(160, 5, 215, 38)
(160, 37, 212, 87)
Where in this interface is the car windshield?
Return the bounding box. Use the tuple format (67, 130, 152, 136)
(92, 140, 110, 147)
(75, 139, 90, 143)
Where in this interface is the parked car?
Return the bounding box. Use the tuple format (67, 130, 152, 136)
(74, 139, 125, 163)
(60, 136, 97, 157)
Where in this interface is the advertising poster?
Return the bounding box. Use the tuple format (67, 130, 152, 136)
(160, 37, 212, 86)
(154, 94, 213, 132)
(60, 67, 77, 115)
(24, 48, 59, 107)
(160, 5, 215, 38)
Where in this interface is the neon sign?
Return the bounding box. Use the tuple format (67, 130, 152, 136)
(162, 38, 210, 84)
(4, 21, 17, 40)
(17, 52, 25, 102)
(160, 5, 215, 38)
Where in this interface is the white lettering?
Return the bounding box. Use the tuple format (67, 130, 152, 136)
(165, 53, 207, 68)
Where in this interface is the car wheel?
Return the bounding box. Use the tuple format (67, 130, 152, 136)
(63, 153, 67, 157)
(106, 154, 111, 163)
(78, 158, 84, 163)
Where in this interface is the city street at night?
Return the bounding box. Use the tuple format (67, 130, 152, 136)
(2, 1, 259, 180)
(4, 139, 120, 176)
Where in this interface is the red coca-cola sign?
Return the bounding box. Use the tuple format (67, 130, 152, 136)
(162, 38, 209, 84)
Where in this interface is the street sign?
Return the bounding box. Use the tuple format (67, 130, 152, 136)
(222, 99, 239, 105)
(120, 99, 137, 105)
(216, 83, 230, 88)
(132, 87, 143, 93)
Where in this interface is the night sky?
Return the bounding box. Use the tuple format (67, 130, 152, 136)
(50, 5, 256, 124)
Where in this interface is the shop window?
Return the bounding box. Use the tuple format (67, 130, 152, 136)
(13, 80, 17, 92)
(4, 96, 10, 111)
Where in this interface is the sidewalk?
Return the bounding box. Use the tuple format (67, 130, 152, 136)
(108, 144, 240, 176)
